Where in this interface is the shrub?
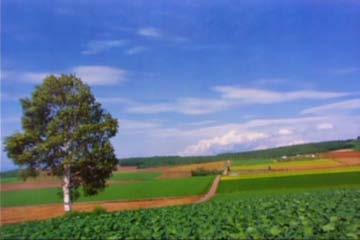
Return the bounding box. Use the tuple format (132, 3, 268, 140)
(191, 168, 222, 176)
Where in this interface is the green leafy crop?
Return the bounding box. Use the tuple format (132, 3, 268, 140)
(1, 189, 359, 239)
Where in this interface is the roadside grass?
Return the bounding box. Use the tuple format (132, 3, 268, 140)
(218, 171, 360, 195)
(0, 176, 214, 208)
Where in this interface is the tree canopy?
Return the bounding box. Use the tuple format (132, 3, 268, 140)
(5, 75, 118, 197)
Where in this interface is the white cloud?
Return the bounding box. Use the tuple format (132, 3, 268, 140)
(301, 99, 360, 115)
(278, 128, 293, 135)
(317, 123, 334, 130)
(180, 130, 269, 156)
(125, 46, 147, 55)
(3, 66, 127, 86)
(71, 66, 127, 85)
(214, 86, 350, 103)
(81, 40, 125, 55)
(172, 115, 360, 156)
(138, 27, 162, 38)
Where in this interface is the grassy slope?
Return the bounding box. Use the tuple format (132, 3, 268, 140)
(218, 171, 360, 195)
(1, 176, 214, 208)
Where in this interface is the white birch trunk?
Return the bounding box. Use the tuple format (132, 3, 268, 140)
(63, 167, 72, 212)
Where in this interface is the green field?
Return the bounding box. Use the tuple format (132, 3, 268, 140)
(110, 172, 161, 181)
(1, 188, 359, 239)
(0, 176, 214, 208)
(0, 177, 21, 184)
(219, 171, 360, 194)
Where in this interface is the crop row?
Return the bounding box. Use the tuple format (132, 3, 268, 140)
(1, 189, 359, 239)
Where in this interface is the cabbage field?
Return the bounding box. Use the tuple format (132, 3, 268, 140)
(1, 189, 359, 239)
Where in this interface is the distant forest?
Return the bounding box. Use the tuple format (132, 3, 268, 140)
(119, 139, 360, 168)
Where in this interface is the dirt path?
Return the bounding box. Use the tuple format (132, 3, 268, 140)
(195, 175, 221, 204)
(0, 176, 221, 225)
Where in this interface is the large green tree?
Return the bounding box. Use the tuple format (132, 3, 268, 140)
(4, 75, 118, 212)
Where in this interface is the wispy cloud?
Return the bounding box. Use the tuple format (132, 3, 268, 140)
(137, 27, 188, 42)
(97, 97, 134, 104)
(278, 128, 293, 135)
(127, 98, 230, 115)
(118, 119, 160, 130)
(137, 27, 162, 38)
(125, 46, 147, 55)
(332, 67, 360, 75)
(81, 40, 126, 55)
(3, 66, 128, 86)
(125, 86, 351, 115)
(301, 99, 360, 115)
(317, 123, 334, 130)
(214, 86, 350, 103)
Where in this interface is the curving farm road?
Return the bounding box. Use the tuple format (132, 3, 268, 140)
(1, 175, 221, 225)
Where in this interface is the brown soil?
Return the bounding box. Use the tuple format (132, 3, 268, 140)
(324, 150, 360, 165)
(116, 166, 139, 172)
(1, 175, 220, 225)
(1, 181, 61, 192)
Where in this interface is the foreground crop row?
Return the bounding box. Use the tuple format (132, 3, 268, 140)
(1, 189, 359, 239)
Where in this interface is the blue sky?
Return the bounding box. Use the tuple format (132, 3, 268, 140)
(1, 0, 360, 171)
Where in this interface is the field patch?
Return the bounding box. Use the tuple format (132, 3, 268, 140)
(324, 150, 360, 165)
(231, 158, 340, 171)
(160, 161, 226, 178)
(223, 165, 360, 180)
(219, 171, 360, 194)
(1, 176, 214, 208)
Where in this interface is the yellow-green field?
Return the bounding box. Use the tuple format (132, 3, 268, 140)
(231, 158, 340, 171)
(223, 165, 360, 180)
